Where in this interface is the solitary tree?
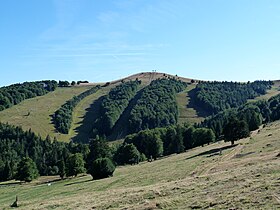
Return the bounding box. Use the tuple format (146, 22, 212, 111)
(88, 158, 115, 180)
(16, 157, 39, 182)
(224, 118, 250, 145)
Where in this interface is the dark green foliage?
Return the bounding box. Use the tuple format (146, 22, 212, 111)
(88, 158, 115, 180)
(183, 126, 195, 150)
(114, 143, 140, 165)
(125, 129, 163, 160)
(128, 78, 187, 133)
(268, 94, 280, 121)
(0, 122, 88, 181)
(0, 80, 57, 111)
(58, 159, 66, 179)
(124, 124, 215, 159)
(93, 80, 141, 136)
(66, 153, 85, 177)
(53, 85, 100, 134)
(88, 135, 111, 163)
(224, 118, 250, 144)
(16, 157, 39, 182)
(192, 128, 215, 147)
(58, 80, 70, 87)
(163, 125, 185, 155)
(193, 81, 272, 114)
(71, 81, 76, 86)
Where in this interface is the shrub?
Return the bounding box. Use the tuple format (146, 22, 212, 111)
(89, 158, 115, 180)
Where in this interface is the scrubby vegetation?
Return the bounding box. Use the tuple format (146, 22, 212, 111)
(53, 85, 100, 134)
(193, 81, 273, 114)
(93, 80, 141, 136)
(0, 80, 57, 111)
(128, 78, 187, 133)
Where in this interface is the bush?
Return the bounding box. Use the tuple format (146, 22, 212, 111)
(16, 157, 39, 182)
(89, 158, 115, 180)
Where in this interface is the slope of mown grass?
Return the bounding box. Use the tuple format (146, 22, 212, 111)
(176, 83, 205, 125)
(0, 121, 279, 209)
(0, 86, 93, 142)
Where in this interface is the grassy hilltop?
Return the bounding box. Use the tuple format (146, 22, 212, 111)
(0, 120, 279, 209)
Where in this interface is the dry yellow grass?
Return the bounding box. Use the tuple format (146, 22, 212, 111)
(1, 121, 279, 209)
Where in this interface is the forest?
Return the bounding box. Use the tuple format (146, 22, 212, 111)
(1, 76, 280, 183)
(0, 80, 57, 111)
(53, 85, 100, 134)
(92, 80, 141, 136)
(128, 78, 187, 134)
(193, 81, 273, 114)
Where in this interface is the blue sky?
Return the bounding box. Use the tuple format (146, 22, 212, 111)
(1, 0, 280, 86)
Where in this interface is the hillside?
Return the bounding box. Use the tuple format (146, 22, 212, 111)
(0, 72, 279, 142)
(0, 120, 279, 209)
(0, 86, 95, 142)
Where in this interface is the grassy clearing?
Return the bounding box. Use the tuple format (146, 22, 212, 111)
(1, 121, 279, 209)
(0, 86, 92, 142)
(248, 81, 280, 102)
(177, 84, 205, 125)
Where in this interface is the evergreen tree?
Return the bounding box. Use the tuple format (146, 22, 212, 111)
(224, 118, 250, 145)
(66, 153, 85, 177)
(114, 143, 140, 165)
(58, 159, 66, 179)
(16, 157, 39, 182)
(88, 158, 115, 180)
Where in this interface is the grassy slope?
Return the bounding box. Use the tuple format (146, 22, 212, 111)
(248, 81, 280, 102)
(69, 86, 112, 143)
(177, 84, 205, 125)
(0, 86, 92, 141)
(1, 121, 279, 209)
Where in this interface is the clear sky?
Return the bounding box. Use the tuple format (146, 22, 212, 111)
(1, 0, 280, 86)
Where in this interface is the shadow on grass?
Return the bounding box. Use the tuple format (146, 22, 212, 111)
(64, 178, 93, 186)
(72, 95, 105, 144)
(0, 181, 21, 187)
(186, 144, 238, 160)
(187, 88, 211, 118)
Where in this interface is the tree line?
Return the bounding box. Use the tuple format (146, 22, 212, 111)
(127, 78, 187, 134)
(193, 80, 273, 114)
(0, 80, 57, 111)
(201, 92, 280, 144)
(0, 122, 116, 182)
(92, 80, 141, 136)
(116, 123, 215, 163)
(53, 85, 101, 134)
